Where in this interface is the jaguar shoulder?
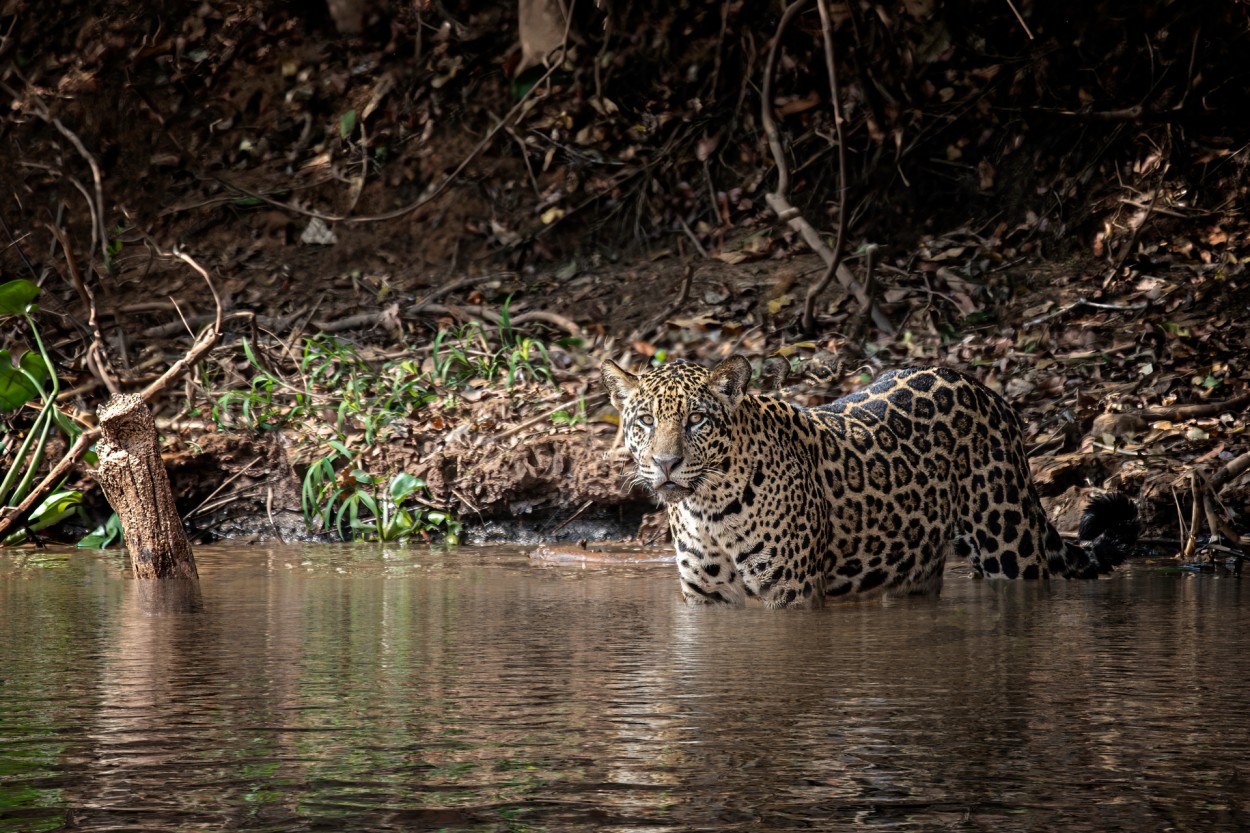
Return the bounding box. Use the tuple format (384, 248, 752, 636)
(601, 356, 1137, 608)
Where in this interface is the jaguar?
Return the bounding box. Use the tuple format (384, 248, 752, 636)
(601, 356, 1137, 608)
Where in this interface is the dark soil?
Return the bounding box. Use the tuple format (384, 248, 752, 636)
(2, 1, 1249, 556)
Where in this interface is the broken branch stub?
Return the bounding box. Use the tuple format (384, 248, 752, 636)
(95, 393, 198, 580)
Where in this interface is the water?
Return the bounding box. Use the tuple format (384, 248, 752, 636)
(2, 545, 1247, 832)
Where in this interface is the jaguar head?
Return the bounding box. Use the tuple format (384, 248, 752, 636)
(600, 356, 751, 504)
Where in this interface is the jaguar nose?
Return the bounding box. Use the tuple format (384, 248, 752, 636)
(653, 453, 683, 480)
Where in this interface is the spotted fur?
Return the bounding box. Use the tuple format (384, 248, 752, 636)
(601, 356, 1136, 608)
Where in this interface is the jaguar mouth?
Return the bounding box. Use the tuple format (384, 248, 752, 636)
(653, 480, 694, 503)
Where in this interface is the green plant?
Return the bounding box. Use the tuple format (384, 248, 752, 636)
(205, 319, 561, 541)
(429, 323, 491, 388)
(77, 512, 124, 549)
(496, 298, 555, 387)
(300, 442, 459, 543)
(550, 396, 588, 427)
(211, 317, 561, 436)
(0, 279, 85, 545)
(1, 488, 86, 546)
(212, 335, 438, 442)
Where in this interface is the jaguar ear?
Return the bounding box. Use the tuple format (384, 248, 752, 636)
(708, 355, 752, 408)
(600, 360, 640, 413)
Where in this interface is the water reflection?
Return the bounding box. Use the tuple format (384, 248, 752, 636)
(1, 547, 1247, 832)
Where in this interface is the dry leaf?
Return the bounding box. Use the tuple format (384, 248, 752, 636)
(767, 294, 794, 314)
(668, 315, 719, 330)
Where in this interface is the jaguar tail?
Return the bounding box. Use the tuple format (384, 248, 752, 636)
(1049, 492, 1139, 579)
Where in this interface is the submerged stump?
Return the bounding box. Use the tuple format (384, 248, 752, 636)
(95, 393, 198, 580)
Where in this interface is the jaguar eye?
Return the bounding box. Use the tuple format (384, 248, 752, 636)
(638, 414, 655, 427)
(687, 412, 705, 427)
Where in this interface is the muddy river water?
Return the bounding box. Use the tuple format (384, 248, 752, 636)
(2, 545, 1247, 832)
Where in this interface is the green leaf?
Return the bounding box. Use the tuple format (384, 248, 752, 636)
(27, 489, 82, 531)
(339, 109, 357, 138)
(0, 349, 44, 411)
(0, 279, 39, 316)
(51, 403, 82, 440)
(389, 472, 425, 503)
(79, 513, 123, 548)
(22, 350, 50, 387)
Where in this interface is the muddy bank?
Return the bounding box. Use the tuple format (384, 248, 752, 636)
(3, 2, 1249, 554)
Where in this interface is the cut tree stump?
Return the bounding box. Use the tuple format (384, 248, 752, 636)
(95, 393, 198, 580)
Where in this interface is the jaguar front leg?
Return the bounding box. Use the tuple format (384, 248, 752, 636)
(674, 538, 746, 606)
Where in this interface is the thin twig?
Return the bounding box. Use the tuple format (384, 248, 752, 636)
(801, 0, 850, 334)
(509, 310, 582, 336)
(1111, 165, 1167, 275)
(1171, 483, 1187, 554)
(635, 262, 697, 339)
(46, 223, 120, 394)
(5, 82, 111, 266)
(0, 208, 39, 279)
(1140, 392, 1250, 422)
(185, 456, 264, 519)
(678, 217, 708, 259)
(549, 499, 595, 536)
(49, 122, 109, 266)
(266, 486, 285, 544)
(1184, 473, 1202, 558)
(760, 0, 871, 319)
(493, 391, 608, 443)
(408, 302, 581, 337)
(1003, 0, 1034, 40)
(760, 0, 810, 199)
(1024, 296, 1148, 328)
(139, 251, 224, 401)
(410, 274, 513, 315)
